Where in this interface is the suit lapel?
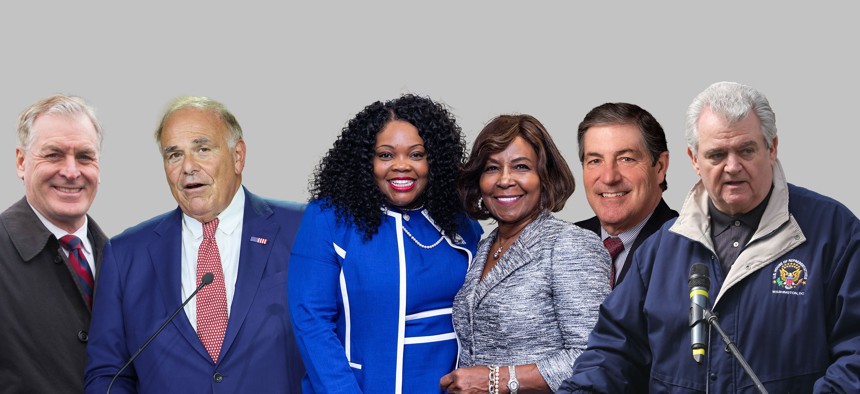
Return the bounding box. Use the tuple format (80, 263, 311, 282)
(149, 209, 212, 362)
(87, 215, 108, 274)
(618, 199, 679, 285)
(472, 213, 547, 305)
(219, 190, 278, 359)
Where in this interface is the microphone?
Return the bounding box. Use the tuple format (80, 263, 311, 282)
(107, 272, 215, 394)
(689, 263, 710, 364)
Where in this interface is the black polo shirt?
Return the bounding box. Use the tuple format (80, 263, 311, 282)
(708, 187, 773, 276)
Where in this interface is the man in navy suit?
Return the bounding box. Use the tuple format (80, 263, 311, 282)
(575, 103, 678, 289)
(84, 96, 304, 393)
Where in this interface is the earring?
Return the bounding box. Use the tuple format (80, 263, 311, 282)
(477, 197, 483, 211)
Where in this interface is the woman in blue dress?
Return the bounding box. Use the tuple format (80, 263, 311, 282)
(288, 94, 482, 393)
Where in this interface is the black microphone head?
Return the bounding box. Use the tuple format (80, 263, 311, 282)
(202, 272, 215, 285)
(689, 263, 710, 290)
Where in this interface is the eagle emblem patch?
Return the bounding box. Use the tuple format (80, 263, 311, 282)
(772, 259, 808, 295)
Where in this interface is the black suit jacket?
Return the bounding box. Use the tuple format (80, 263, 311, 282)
(575, 198, 677, 288)
(0, 197, 107, 394)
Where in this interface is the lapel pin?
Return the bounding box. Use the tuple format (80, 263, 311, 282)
(250, 236, 268, 245)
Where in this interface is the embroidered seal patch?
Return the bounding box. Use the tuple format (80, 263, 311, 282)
(772, 259, 807, 295)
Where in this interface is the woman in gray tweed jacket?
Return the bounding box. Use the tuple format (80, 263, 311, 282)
(440, 115, 611, 393)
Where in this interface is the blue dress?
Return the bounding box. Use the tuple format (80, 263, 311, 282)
(288, 200, 482, 393)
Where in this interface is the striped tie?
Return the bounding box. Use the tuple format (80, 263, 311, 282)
(59, 235, 95, 308)
(603, 237, 624, 289)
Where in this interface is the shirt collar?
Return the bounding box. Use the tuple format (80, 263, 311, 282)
(28, 203, 90, 253)
(600, 211, 654, 249)
(708, 186, 773, 236)
(182, 187, 245, 239)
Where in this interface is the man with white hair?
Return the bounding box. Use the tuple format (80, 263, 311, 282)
(0, 94, 107, 393)
(84, 96, 305, 393)
(559, 82, 860, 392)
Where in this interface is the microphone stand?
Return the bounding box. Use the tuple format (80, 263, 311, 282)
(106, 273, 214, 394)
(703, 310, 768, 394)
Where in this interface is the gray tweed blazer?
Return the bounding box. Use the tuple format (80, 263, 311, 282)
(452, 212, 611, 391)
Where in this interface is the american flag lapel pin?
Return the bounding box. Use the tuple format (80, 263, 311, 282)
(250, 236, 268, 245)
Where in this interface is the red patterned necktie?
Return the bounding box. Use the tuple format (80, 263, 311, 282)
(197, 218, 228, 363)
(59, 235, 94, 308)
(603, 237, 624, 289)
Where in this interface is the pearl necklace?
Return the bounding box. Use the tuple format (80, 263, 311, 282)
(402, 226, 445, 249)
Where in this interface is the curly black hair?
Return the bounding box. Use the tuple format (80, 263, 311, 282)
(310, 94, 468, 240)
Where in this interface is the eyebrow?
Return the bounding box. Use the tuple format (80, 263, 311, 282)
(736, 141, 758, 150)
(75, 147, 98, 156)
(486, 156, 533, 164)
(38, 144, 65, 153)
(585, 148, 639, 158)
(163, 137, 214, 154)
(375, 143, 425, 150)
(40, 144, 98, 156)
(703, 140, 758, 156)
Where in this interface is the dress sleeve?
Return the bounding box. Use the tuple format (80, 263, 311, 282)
(287, 201, 363, 393)
(535, 227, 612, 392)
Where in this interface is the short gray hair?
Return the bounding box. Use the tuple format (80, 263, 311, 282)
(17, 94, 103, 151)
(154, 96, 243, 150)
(685, 81, 777, 156)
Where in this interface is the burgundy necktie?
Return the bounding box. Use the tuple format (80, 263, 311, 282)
(603, 236, 624, 289)
(196, 218, 228, 363)
(59, 235, 94, 308)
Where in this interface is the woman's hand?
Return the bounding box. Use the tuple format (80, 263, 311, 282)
(440, 365, 496, 394)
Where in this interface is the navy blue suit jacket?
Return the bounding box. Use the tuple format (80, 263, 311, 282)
(575, 198, 677, 288)
(85, 189, 305, 393)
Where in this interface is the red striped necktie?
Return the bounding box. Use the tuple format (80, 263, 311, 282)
(59, 235, 94, 308)
(603, 236, 624, 289)
(196, 218, 228, 363)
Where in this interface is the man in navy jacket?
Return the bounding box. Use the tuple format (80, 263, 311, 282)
(560, 82, 860, 393)
(575, 103, 677, 289)
(84, 96, 304, 393)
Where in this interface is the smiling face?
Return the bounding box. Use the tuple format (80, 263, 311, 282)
(373, 120, 429, 209)
(16, 113, 101, 233)
(479, 136, 542, 231)
(582, 123, 667, 235)
(160, 108, 245, 223)
(689, 107, 777, 216)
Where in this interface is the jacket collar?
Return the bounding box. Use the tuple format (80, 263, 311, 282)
(670, 160, 806, 305)
(148, 186, 279, 365)
(3, 197, 55, 262)
(3, 196, 107, 266)
(473, 211, 551, 304)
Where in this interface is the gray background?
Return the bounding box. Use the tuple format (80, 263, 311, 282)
(2, 2, 856, 237)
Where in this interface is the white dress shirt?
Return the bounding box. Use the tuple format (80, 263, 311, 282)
(601, 211, 653, 281)
(181, 187, 245, 331)
(31, 204, 96, 278)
